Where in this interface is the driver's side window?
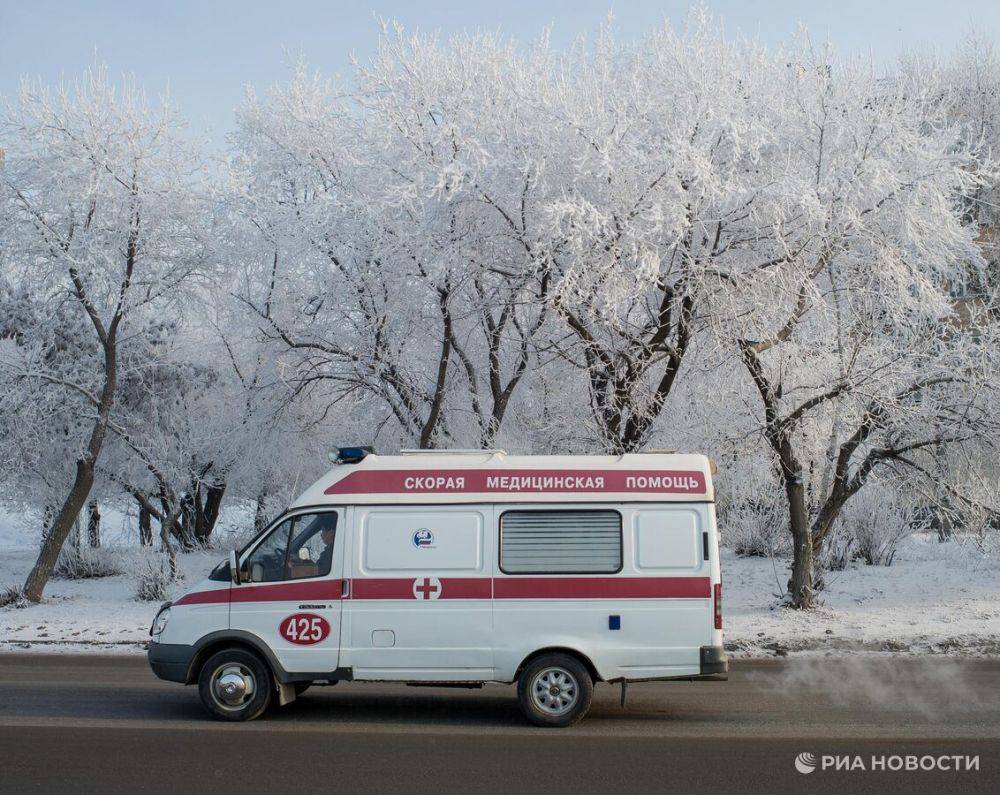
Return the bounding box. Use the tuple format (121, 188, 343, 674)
(241, 512, 338, 583)
(242, 519, 293, 583)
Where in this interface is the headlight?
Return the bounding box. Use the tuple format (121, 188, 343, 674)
(151, 607, 171, 637)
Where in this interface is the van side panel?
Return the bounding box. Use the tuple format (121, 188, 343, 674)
(491, 503, 713, 682)
(344, 505, 495, 680)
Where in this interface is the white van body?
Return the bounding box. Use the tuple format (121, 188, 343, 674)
(149, 451, 727, 724)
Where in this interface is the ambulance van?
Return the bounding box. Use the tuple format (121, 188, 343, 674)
(148, 449, 727, 727)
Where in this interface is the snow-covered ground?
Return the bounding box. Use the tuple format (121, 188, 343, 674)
(0, 503, 248, 653)
(0, 545, 220, 651)
(724, 535, 1000, 656)
(1, 504, 998, 657)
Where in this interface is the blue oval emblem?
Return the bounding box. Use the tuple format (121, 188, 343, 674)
(413, 528, 434, 548)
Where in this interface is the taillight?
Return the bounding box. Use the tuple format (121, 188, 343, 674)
(713, 582, 722, 630)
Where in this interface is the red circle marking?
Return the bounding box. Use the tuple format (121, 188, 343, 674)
(279, 612, 331, 645)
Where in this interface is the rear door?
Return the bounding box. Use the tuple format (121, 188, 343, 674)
(231, 509, 345, 674)
(628, 504, 714, 670)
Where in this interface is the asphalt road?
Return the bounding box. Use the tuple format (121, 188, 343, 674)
(0, 654, 997, 794)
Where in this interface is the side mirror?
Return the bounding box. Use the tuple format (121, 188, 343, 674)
(229, 549, 239, 585)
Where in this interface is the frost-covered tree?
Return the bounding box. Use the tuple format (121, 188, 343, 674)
(0, 66, 209, 600)
(531, 20, 793, 453)
(940, 35, 1000, 274)
(229, 36, 559, 450)
(723, 50, 999, 607)
(229, 65, 451, 450)
(2, 15, 999, 615)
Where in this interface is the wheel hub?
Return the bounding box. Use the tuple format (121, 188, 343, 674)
(532, 667, 579, 716)
(212, 664, 255, 708)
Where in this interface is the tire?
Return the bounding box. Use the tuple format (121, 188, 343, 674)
(516, 653, 594, 728)
(198, 648, 272, 721)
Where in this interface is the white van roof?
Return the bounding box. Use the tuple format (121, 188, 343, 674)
(290, 451, 715, 507)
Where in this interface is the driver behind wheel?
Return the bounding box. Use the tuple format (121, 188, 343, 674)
(316, 525, 335, 573)
(287, 515, 337, 579)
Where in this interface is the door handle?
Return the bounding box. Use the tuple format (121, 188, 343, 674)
(341, 579, 350, 598)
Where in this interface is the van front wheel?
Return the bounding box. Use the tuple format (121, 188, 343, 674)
(516, 653, 593, 727)
(198, 648, 272, 721)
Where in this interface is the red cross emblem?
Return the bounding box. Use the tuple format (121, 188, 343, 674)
(413, 576, 442, 600)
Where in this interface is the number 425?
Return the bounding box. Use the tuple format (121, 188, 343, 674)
(280, 613, 329, 644)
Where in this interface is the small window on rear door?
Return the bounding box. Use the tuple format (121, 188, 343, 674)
(499, 510, 622, 574)
(633, 509, 701, 570)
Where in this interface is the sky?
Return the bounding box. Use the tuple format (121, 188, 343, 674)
(2, 1, 999, 150)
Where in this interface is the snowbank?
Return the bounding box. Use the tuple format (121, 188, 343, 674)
(725, 534, 1000, 656)
(0, 503, 249, 653)
(0, 546, 221, 652)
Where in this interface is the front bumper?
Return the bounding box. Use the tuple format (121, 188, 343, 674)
(148, 641, 196, 684)
(699, 645, 728, 676)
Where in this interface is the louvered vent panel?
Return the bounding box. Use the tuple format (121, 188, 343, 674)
(500, 510, 622, 573)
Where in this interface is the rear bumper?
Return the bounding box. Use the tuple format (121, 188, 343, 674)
(148, 641, 195, 684)
(699, 645, 728, 676)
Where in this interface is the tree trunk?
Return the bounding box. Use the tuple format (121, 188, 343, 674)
(87, 501, 101, 548)
(190, 483, 204, 541)
(23, 459, 98, 601)
(22, 317, 119, 601)
(178, 490, 194, 549)
(419, 293, 453, 449)
(41, 505, 55, 543)
(785, 474, 815, 608)
(254, 492, 269, 533)
(194, 482, 226, 544)
(167, 490, 196, 550)
(938, 513, 953, 542)
(139, 503, 152, 546)
(159, 512, 179, 580)
(739, 341, 817, 609)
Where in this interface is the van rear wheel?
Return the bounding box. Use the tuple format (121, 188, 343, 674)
(516, 653, 593, 727)
(198, 648, 272, 721)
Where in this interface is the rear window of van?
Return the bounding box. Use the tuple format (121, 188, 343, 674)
(633, 508, 702, 570)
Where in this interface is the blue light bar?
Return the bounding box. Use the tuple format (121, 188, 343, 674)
(336, 446, 372, 464)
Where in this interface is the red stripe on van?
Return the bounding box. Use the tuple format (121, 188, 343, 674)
(173, 579, 344, 606)
(350, 577, 492, 600)
(441, 578, 494, 599)
(493, 576, 710, 599)
(349, 578, 412, 599)
(173, 588, 231, 606)
(174, 576, 709, 605)
(230, 579, 344, 603)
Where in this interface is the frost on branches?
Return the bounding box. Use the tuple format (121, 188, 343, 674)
(1, 15, 998, 606)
